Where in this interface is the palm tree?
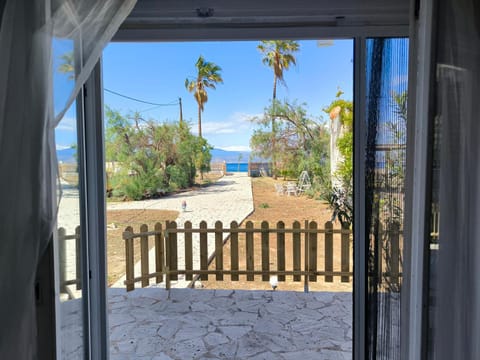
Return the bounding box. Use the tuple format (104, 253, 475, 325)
(58, 51, 75, 80)
(185, 56, 223, 138)
(257, 40, 299, 101)
(257, 40, 299, 177)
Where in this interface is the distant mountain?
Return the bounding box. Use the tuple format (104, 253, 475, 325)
(57, 147, 76, 163)
(57, 147, 265, 164)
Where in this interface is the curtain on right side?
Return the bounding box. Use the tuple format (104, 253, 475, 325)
(426, 0, 480, 359)
(365, 38, 409, 359)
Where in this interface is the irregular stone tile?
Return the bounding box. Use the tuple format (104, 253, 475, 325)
(253, 318, 284, 334)
(251, 291, 272, 300)
(320, 349, 352, 360)
(235, 300, 269, 313)
(248, 351, 284, 360)
(312, 292, 337, 304)
(109, 353, 132, 360)
(236, 333, 267, 358)
(109, 313, 136, 327)
(105, 289, 353, 358)
(272, 291, 301, 302)
(204, 332, 229, 347)
(130, 295, 159, 308)
(207, 297, 236, 309)
(114, 338, 137, 354)
(174, 326, 208, 342)
(218, 325, 252, 339)
(162, 300, 193, 314)
(152, 354, 175, 360)
(110, 325, 133, 342)
(255, 330, 296, 353)
(208, 340, 238, 358)
(168, 288, 197, 302)
(214, 289, 235, 297)
(157, 319, 183, 339)
(218, 310, 258, 326)
(135, 337, 162, 356)
(281, 350, 323, 360)
(190, 301, 217, 312)
(166, 337, 208, 359)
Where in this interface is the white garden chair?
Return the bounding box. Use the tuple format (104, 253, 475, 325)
(274, 183, 285, 195)
(285, 182, 298, 196)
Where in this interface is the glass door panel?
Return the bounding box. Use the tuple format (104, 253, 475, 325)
(53, 39, 87, 359)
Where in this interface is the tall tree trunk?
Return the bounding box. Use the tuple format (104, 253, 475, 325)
(271, 75, 277, 179)
(198, 105, 202, 138)
(198, 105, 203, 180)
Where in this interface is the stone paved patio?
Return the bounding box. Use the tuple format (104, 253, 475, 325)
(108, 288, 352, 359)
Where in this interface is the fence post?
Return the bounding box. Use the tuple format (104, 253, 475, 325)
(215, 221, 224, 281)
(261, 221, 270, 282)
(185, 221, 193, 281)
(168, 221, 178, 281)
(277, 221, 285, 282)
(230, 221, 239, 281)
(309, 221, 318, 282)
(293, 221, 301, 282)
(246, 221, 254, 281)
(58, 228, 67, 294)
(124, 226, 134, 291)
(304, 220, 309, 292)
(377, 222, 383, 285)
(200, 221, 208, 281)
(325, 221, 333, 282)
(155, 223, 163, 284)
(140, 224, 149, 288)
(390, 222, 400, 290)
(341, 224, 351, 282)
(75, 226, 81, 290)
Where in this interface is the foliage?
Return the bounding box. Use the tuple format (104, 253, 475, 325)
(322, 93, 354, 225)
(105, 108, 211, 200)
(250, 100, 330, 184)
(380, 90, 407, 227)
(185, 55, 223, 138)
(257, 40, 300, 99)
(58, 51, 74, 80)
(323, 186, 353, 227)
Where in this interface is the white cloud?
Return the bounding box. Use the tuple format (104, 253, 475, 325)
(218, 145, 251, 152)
(201, 112, 261, 135)
(56, 144, 72, 150)
(55, 116, 76, 131)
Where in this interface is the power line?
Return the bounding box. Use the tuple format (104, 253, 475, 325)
(104, 88, 178, 106)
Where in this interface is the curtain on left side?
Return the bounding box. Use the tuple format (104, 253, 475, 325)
(0, 0, 136, 358)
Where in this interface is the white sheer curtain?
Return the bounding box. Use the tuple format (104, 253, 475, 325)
(0, 0, 135, 358)
(430, 0, 480, 359)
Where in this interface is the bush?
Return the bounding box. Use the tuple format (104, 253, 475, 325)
(105, 108, 212, 200)
(323, 186, 353, 227)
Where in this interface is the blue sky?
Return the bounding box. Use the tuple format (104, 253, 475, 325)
(54, 39, 353, 151)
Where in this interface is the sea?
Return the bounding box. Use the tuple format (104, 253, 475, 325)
(226, 163, 248, 173)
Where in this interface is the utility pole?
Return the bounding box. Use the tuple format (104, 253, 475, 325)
(179, 97, 183, 124)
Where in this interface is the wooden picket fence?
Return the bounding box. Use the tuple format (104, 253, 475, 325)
(58, 226, 82, 294)
(122, 220, 355, 292)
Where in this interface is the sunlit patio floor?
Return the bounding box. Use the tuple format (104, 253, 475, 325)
(108, 288, 352, 359)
